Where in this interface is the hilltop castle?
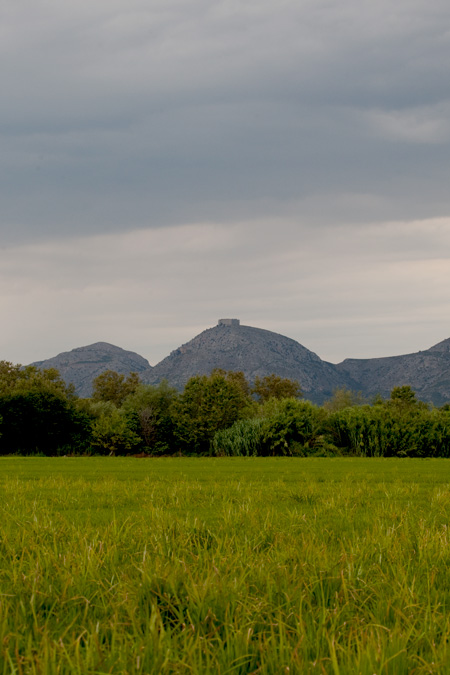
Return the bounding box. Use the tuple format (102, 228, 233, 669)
(218, 318, 240, 327)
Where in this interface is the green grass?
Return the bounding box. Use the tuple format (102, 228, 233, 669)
(1, 457, 450, 673)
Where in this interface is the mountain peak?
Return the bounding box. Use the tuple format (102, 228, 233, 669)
(145, 322, 350, 400)
(31, 342, 152, 398)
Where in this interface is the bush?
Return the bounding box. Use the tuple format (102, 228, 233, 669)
(212, 398, 326, 456)
(258, 398, 325, 456)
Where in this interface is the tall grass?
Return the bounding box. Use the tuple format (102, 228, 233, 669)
(0, 457, 449, 673)
(212, 418, 264, 456)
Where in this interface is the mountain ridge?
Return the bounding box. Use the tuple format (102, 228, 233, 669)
(28, 321, 450, 404)
(336, 340, 450, 405)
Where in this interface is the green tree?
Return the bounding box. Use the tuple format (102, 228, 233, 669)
(90, 405, 141, 456)
(0, 391, 91, 455)
(121, 381, 178, 454)
(212, 369, 251, 397)
(389, 385, 418, 407)
(323, 387, 365, 413)
(0, 360, 89, 455)
(388, 385, 429, 413)
(92, 370, 141, 407)
(213, 398, 328, 457)
(0, 361, 75, 398)
(252, 374, 302, 402)
(172, 370, 252, 454)
(0, 361, 22, 394)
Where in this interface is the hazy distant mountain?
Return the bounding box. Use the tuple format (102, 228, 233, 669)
(29, 322, 450, 405)
(32, 342, 152, 398)
(336, 337, 450, 405)
(144, 320, 354, 402)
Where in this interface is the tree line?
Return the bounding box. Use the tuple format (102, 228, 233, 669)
(0, 360, 450, 457)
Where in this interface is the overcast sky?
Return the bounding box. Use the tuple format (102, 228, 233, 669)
(1, 0, 450, 366)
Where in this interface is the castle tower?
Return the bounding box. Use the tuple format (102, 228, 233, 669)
(218, 318, 240, 327)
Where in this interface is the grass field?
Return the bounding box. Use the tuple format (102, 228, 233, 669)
(1, 457, 450, 674)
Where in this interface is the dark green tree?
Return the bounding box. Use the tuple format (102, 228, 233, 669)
(89, 404, 141, 456)
(92, 370, 141, 407)
(0, 391, 91, 455)
(252, 374, 302, 402)
(0, 360, 90, 455)
(389, 385, 418, 407)
(258, 397, 325, 455)
(172, 370, 252, 453)
(323, 387, 365, 413)
(121, 381, 178, 454)
(0, 361, 75, 398)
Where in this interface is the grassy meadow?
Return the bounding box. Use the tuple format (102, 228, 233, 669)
(1, 457, 450, 674)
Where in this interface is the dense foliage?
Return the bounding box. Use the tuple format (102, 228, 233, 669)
(1, 360, 450, 456)
(0, 362, 91, 455)
(251, 373, 302, 402)
(171, 369, 252, 454)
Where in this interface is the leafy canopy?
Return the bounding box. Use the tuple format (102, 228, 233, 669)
(0, 361, 75, 398)
(92, 370, 141, 406)
(172, 369, 252, 454)
(251, 374, 302, 402)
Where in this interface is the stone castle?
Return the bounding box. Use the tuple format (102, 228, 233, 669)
(218, 318, 240, 327)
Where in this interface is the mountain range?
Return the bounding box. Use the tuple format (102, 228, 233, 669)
(31, 319, 450, 405)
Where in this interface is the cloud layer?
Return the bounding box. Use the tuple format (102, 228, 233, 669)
(1, 0, 450, 366)
(1, 217, 449, 365)
(2, 0, 450, 241)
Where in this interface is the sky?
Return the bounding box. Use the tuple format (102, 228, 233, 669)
(1, 0, 450, 367)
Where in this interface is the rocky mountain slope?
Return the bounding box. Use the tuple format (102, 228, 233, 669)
(336, 337, 450, 405)
(144, 321, 353, 401)
(29, 322, 450, 404)
(32, 342, 152, 398)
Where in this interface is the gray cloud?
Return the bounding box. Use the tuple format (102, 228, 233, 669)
(1, 217, 449, 366)
(1, 0, 450, 368)
(1, 0, 450, 245)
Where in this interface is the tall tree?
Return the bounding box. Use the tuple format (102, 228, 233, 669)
(0, 361, 75, 398)
(92, 370, 141, 407)
(252, 374, 302, 403)
(172, 370, 252, 453)
(0, 391, 91, 455)
(389, 385, 418, 408)
(323, 387, 365, 413)
(122, 381, 178, 454)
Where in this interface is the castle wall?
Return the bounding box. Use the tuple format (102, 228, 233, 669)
(218, 318, 240, 327)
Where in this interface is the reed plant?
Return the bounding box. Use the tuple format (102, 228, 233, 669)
(212, 418, 265, 456)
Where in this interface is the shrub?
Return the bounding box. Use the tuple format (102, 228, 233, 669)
(213, 398, 325, 456)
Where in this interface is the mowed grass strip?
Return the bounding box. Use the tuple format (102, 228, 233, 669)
(0, 457, 449, 674)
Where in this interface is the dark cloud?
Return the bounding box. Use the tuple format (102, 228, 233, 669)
(1, 0, 449, 245)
